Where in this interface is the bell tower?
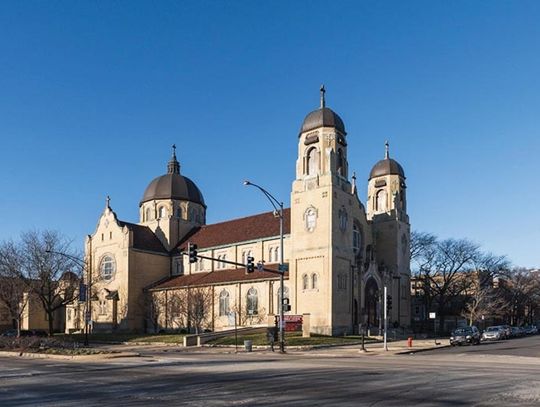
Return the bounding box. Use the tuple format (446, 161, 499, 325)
(367, 142, 410, 327)
(290, 86, 357, 335)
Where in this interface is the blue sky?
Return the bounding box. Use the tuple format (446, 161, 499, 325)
(0, 1, 538, 267)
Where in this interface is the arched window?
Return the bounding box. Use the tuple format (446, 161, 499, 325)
(145, 208, 151, 222)
(306, 147, 319, 175)
(302, 274, 309, 290)
(311, 273, 318, 289)
(337, 148, 344, 175)
(376, 189, 387, 212)
(246, 288, 258, 316)
(100, 255, 115, 281)
(219, 290, 230, 316)
(268, 247, 273, 262)
(274, 247, 280, 262)
(353, 224, 362, 254)
(158, 206, 167, 219)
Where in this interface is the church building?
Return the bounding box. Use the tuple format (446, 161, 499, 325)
(70, 88, 411, 336)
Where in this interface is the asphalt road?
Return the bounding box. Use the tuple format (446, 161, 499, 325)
(1, 337, 540, 407)
(421, 333, 540, 357)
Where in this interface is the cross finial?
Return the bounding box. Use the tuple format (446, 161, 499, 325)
(320, 84, 326, 108)
(106, 195, 111, 208)
(385, 140, 389, 159)
(351, 171, 357, 195)
(172, 144, 177, 158)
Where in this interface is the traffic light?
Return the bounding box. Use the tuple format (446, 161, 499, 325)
(282, 297, 291, 312)
(188, 243, 198, 263)
(387, 295, 393, 311)
(246, 256, 255, 274)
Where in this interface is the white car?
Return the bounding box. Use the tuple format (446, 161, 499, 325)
(481, 326, 504, 341)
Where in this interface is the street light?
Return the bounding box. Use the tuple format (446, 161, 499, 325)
(243, 180, 286, 353)
(46, 243, 91, 347)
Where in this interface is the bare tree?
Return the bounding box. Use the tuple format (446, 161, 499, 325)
(17, 230, 81, 335)
(461, 253, 511, 326)
(499, 268, 540, 325)
(171, 286, 214, 334)
(410, 231, 437, 262)
(414, 236, 481, 331)
(0, 241, 28, 336)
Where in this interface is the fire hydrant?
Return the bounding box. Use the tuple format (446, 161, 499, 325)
(407, 337, 413, 348)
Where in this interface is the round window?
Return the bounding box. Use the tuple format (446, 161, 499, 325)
(100, 255, 116, 281)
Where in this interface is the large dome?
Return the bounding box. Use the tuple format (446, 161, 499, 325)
(140, 147, 206, 207)
(299, 86, 346, 136)
(140, 173, 205, 207)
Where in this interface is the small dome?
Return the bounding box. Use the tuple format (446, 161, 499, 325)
(300, 107, 346, 135)
(140, 146, 206, 207)
(140, 173, 205, 207)
(369, 158, 405, 179)
(369, 141, 405, 179)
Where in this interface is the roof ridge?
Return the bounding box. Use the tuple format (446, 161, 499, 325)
(202, 208, 290, 229)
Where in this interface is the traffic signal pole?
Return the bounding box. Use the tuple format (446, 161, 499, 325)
(384, 285, 388, 351)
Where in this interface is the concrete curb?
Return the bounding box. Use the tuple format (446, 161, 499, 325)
(0, 350, 141, 360)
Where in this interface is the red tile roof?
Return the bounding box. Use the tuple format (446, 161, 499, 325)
(118, 220, 168, 254)
(149, 264, 288, 290)
(178, 208, 290, 250)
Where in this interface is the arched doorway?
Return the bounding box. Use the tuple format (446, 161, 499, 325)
(365, 278, 380, 327)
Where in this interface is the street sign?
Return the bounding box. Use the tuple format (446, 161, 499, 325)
(257, 262, 264, 272)
(278, 263, 289, 272)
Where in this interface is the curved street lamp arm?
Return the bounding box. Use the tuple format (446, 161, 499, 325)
(243, 180, 284, 216)
(45, 249, 87, 270)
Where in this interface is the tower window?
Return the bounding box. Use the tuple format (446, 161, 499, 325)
(311, 273, 318, 289)
(145, 208, 151, 221)
(306, 147, 319, 176)
(337, 148, 344, 175)
(176, 207, 182, 218)
(376, 189, 387, 212)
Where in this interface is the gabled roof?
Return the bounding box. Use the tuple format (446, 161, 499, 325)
(177, 208, 291, 251)
(149, 264, 287, 290)
(117, 220, 168, 254)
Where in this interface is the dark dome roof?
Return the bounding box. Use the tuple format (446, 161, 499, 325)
(300, 107, 346, 135)
(140, 173, 205, 207)
(369, 158, 405, 179)
(140, 148, 206, 207)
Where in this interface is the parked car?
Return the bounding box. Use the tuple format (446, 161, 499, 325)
(510, 326, 525, 338)
(523, 325, 538, 335)
(481, 326, 505, 341)
(501, 325, 512, 339)
(450, 326, 481, 346)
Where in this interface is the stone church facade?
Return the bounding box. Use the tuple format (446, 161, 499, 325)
(70, 89, 411, 336)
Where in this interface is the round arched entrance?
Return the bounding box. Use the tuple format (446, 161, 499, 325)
(365, 278, 380, 327)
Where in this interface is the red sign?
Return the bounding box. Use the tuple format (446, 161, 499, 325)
(283, 315, 303, 332)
